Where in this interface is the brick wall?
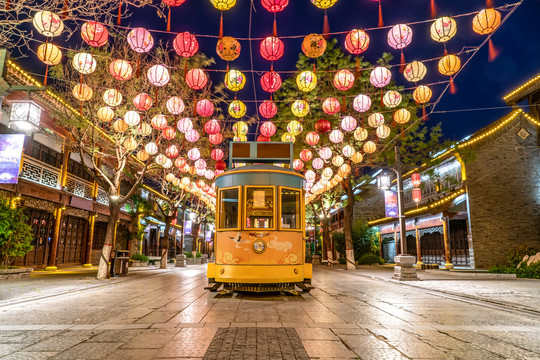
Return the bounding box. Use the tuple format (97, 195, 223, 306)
(466, 114, 540, 268)
(353, 186, 385, 224)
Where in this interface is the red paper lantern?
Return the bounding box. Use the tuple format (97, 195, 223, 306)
(411, 173, 421, 188)
(260, 36, 284, 61)
(173, 32, 199, 57)
(215, 160, 227, 170)
(175, 157, 187, 169)
(305, 131, 320, 146)
(163, 0, 186, 5)
(204, 119, 221, 135)
(315, 119, 331, 134)
(162, 126, 176, 140)
(261, 0, 289, 12)
(81, 21, 108, 47)
(185, 69, 208, 90)
(293, 159, 304, 171)
(322, 97, 341, 115)
(133, 93, 153, 111)
(299, 149, 313, 162)
(259, 100, 277, 119)
(165, 145, 179, 158)
(209, 133, 223, 145)
(260, 121, 277, 137)
(260, 71, 282, 93)
(257, 135, 271, 142)
(109, 59, 133, 81)
(333, 69, 355, 91)
(211, 148, 224, 161)
(412, 188, 422, 203)
(345, 29, 369, 55)
(196, 99, 214, 117)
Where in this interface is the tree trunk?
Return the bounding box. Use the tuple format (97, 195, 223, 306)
(96, 202, 120, 279)
(343, 179, 356, 270)
(161, 216, 173, 269)
(322, 220, 333, 265)
(191, 222, 200, 257)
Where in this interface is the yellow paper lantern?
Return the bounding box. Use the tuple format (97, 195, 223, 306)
(287, 120, 303, 136)
(301, 33, 326, 58)
(165, 173, 176, 182)
(224, 70, 246, 92)
(383, 90, 402, 108)
(311, 0, 338, 9)
(123, 137, 138, 151)
(376, 125, 391, 139)
(72, 53, 97, 75)
(233, 121, 248, 136)
(33, 11, 64, 37)
(351, 152, 363, 164)
(216, 36, 241, 61)
(296, 71, 317, 92)
(233, 135, 248, 142)
(367, 113, 385, 128)
(403, 61, 427, 83)
(472, 8, 501, 35)
(339, 163, 351, 175)
(393, 109, 411, 124)
(210, 0, 236, 11)
(229, 100, 246, 118)
(103, 89, 122, 107)
(112, 119, 129, 133)
(430, 17, 457, 43)
(438, 55, 461, 76)
(37, 43, 62, 65)
(137, 123, 152, 136)
(72, 84, 93, 102)
(281, 133, 295, 142)
(136, 150, 149, 162)
(363, 141, 376, 154)
(413, 85, 432, 104)
(354, 127, 368, 141)
(291, 100, 309, 118)
(97, 106, 114, 122)
(332, 155, 344, 167)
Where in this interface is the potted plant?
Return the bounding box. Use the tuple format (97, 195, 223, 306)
(129, 253, 149, 267)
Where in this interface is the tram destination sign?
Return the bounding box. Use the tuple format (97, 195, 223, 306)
(229, 142, 293, 167)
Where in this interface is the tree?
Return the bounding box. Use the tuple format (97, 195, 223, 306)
(0, 196, 33, 266)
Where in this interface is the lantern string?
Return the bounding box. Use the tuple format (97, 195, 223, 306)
(323, 10, 330, 39)
(488, 39, 499, 62)
(167, 7, 171, 33)
(117, 0, 122, 26)
(219, 11, 224, 39)
(378, 0, 384, 27)
(430, 0, 437, 19)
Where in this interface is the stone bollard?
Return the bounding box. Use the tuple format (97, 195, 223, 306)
(176, 254, 186, 268)
(393, 255, 419, 281)
(201, 254, 208, 264)
(312, 254, 321, 265)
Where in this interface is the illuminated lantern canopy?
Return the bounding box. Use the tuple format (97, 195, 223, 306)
(345, 29, 369, 55)
(333, 69, 355, 91)
(188, 148, 201, 161)
(472, 8, 501, 35)
(210, 0, 236, 11)
(124, 111, 141, 126)
(133, 93, 153, 111)
(342, 144, 355, 158)
(431, 17, 457, 43)
(224, 70, 246, 92)
(209, 133, 224, 145)
(314, 119, 331, 134)
(173, 32, 199, 57)
(177, 117, 193, 133)
(287, 120, 303, 136)
(260, 71, 282, 93)
(81, 21, 108, 47)
(312, 158, 324, 169)
(166, 145, 179, 158)
(412, 188, 422, 204)
(376, 125, 391, 139)
(204, 119, 221, 135)
(296, 71, 317, 92)
(291, 100, 309, 118)
(185, 69, 208, 90)
(103, 89, 122, 107)
(404, 61, 427, 83)
(319, 147, 332, 160)
(413, 85, 432, 104)
(393, 108, 411, 124)
(147, 64, 170, 86)
(259, 100, 277, 119)
(322, 97, 340, 115)
(438, 54, 461, 76)
(211, 148, 224, 161)
(329, 129, 344, 143)
(260, 36, 284, 61)
(217, 36, 241, 61)
(367, 113, 385, 128)
(354, 127, 368, 141)
(37, 44, 62, 65)
(72, 53, 96, 75)
(341, 116, 357, 132)
(301, 33, 326, 58)
(145, 142, 158, 155)
(305, 131, 319, 146)
(411, 173, 421, 187)
(127, 27, 154, 53)
(260, 121, 277, 137)
(185, 129, 200, 142)
(233, 121, 249, 136)
(300, 149, 313, 162)
(109, 59, 133, 81)
(72, 84, 93, 102)
(97, 107, 114, 122)
(229, 100, 247, 118)
(33, 11, 64, 37)
(196, 99, 214, 117)
(363, 140, 377, 154)
(370, 66, 391, 88)
(162, 126, 177, 140)
(383, 90, 402, 108)
(166, 97, 185, 115)
(293, 159, 304, 171)
(353, 94, 371, 113)
(151, 114, 168, 130)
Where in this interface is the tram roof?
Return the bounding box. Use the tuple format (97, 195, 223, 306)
(215, 164, 305, 188)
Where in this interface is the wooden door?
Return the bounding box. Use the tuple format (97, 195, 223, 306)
(13, 208, 54, 267)
(58, 216, 87, 265)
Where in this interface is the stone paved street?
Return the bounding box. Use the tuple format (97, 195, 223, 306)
(0, 265, 539, 359)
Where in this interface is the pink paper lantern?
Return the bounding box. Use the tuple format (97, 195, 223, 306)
(133, 93, 153, 111)
(353, 94, 371, 112)
(185, 129, 200, 142)
(195, 159, 207, 169)
(370, 66, 391, 88)
(209, 133, 223, 145)
(329, 129, 344, 143)
(319, 147, 332, 160)
(173, 32, 199, 57)
(185, 68, 208, 90)
(305, 170, 316, 182)
(196, 99, 214, 117)
(259, 100, 277, 119)
(205, 170, 215, 180)
(204, 119, 221, 135)
(127, 27, 154, 53)
(305, 131, 319, 146)
(176, 117, 193, 133)
(166, 97, 185, 115)
(187, 148, 201, 161)
(312, 158, 324, 169)
(211, 148, 224, 161)
(196, 167, 206, 177)
(147, 64, 170, 87)
(341, 116, 357, 132)
(260, 121, 277, 137)
(387, 24, 413, 50)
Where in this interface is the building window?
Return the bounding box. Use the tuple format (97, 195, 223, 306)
(218, 187, 240, 230)
(245, 187, 274, 229)
(280, 188, 301, 230)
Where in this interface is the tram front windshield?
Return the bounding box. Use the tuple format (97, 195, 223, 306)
(245, 187, 274, 229)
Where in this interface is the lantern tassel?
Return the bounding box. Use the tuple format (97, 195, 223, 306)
(399, 50, 406, 74)
(193, 100, 197, 117)
(378, 0, 383, 27)
(117, 0, 122, 25)
(342, 95, 346, 112)
(43, 65, 49, 86)
(62, 0, 68, 19)
(486, 0, 493, 8)
(5, 0, 10, 10)
(136, 57, 140, 78)
(355, 57, 361, 78)
(422, 105, 428, 121)
(80, 102, 83, 116)
(443, 43, 448, 56)
(273, 14, 277, 37)
(430, 0, 437, 19)
(167, 7, 171, 32)
(219, 12, 223, 39)
(313, 61, 316, 73)
(155, 88, 158, 105)
(183, 60, 187, 77)
(323, 10, 330, 39)
(380, 89, 383, 108)
(450, 77, 457, 94)
(488, 39, 499, 62)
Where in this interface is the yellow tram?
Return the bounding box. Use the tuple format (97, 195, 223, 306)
(206, 142, 313, 293)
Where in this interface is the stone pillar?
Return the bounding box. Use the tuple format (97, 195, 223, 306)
(415, 227, 423, 269)
(442, 217, 454, 269)
(46, 205, 63, 271)
(393, 255, 419, 281)
(176, 253, 186, 267)
(83, 213, 96, 267)
(378, 233, 383, 260)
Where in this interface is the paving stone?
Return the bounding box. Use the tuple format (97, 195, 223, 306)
(0, 351, 60, 360)
(48, 342, 121, 360)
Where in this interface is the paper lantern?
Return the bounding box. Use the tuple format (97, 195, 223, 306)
(165, 173, 176, 183)
(137, 150, 150, 162)
(299, 149, 313, 162)
(229, 100, 247, 118)
(332, 155, 344, 167)
(319, 147, 332, 160)
(209, 133, 224, 145)
(281, 133, 295, 142)
(211, 148, 224, 161)
(305, 170, 316, 182)
(97, 107, 114, 122)
(301, 33, 326, 58)
(438, 55, 461, 76)
(260, 36, 284, 61)
(367, 113, 385, 128)
(185, 129, 200, 142)
(351, 151, 363, 163)
(311, 0, 338, 9)
(339, 163, 351, 175)
(260, 121, 277, 137)
(257, 135, 271, 142)
(322, 167, 333, 179)
(413, 86, 432, 104)
(196, 99, 214, 117)
(185, 69, 208, 90)
(103, 89, 122, 107)
(195, 159, 207, 169)
(204, 119, 221, 135)
(472, 9, 501, 35)
(173, 32, 199, 57)
(297, 71, 317, 92)
(166, 145, 179, 158)
(322, 97, 340, 115)
(81, 21, 108, 47)
(133, 93, 153, 111)
(363, 141, 376, 154)
(315, 119, 331, 134)
(181, 176, 191, 186)
(109, 59, 133, 81)
(137, 123, 152, 136)
(72, 84, 93, 102)
(293, 159, 304, 171)
(145, 142, 158, 155)
(72, 53, 96, 75)
(354, 127, 368, 141)
(124, 111, 141, 126)
(155, 154, 168, 166)
(342, 145, 355, 157)
(127, 27, 154, 53)
(370, 66, 391, 88)
(205, 170, 215, 180)
(345, 29, 369, 55)
(37, 44, 62, 65)
(305, 131, 319, 146)
(383, 91, 402, 108)
(151, 114, 168, 130)
(215, 160, 226, 170)
(411, 173, 421, 187)
(261, 0, 289, 12)
(113, 119, 128, 133)
(353, 94, 371, 113)
(123, 137, 138, 151)
(217, 36, 241, 61)
(412, 188, 422, 203)
(210, 0, 236, 11)
(167, 97, 185, 115)
(287, 120, 303, 136)
(394, 108, 411, 124)
(312, 158, 324, 169)
(341, 116, 357, 132)
(291, 100, 309, 118)
(33, 11, 64, 37)
(224, 70, 246, 92)
(260, 71, 282, 93)
(148, 65, 170, 87)
(376, 125, 391, 139)
(233, 121, 249, 136)
(404, 61, 427, 82)
(387, 24, 413, 50)
(188, 148, 201, 160)
(333, 69, 355, 91)
(431, 17, 457, 43)
(259, 100, 277, 119)
(329, 129, 344, 143)
(163, 126, 177, 140)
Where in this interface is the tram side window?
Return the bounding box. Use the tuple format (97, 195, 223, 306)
(245, 187, 274, 229)
(281, 189, 301, 230)
(219, 188, 240, 229)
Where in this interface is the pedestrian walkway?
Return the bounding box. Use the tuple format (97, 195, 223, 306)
(0, 265, 539, 359)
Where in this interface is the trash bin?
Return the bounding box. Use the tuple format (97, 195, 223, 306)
(110, 250, 130, 277)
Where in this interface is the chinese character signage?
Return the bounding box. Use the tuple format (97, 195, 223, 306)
(384, 190, 398, 218)
(184, 220, 192, 236)
(0, 134, 25, 184)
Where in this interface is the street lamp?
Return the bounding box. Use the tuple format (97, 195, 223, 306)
(377, 172, 391, 190)
(9, 101, 41, 132)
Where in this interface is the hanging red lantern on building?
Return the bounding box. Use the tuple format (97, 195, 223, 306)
(259, 100, 277, 119)
(305, 131, 320, 146)
(196, 99, 214, 117)
(127, 27, 154, 53)
(315, 119, 331, 134)
(411, 173, 421, 188)
(81, 21, 108, 47)
(133, 93, 153, 111)
(215, 160, 227, 171)
(333, 69, 355, 91)
(211, 148, 224, 161)
(209, 133, 224, 145)
(162, 126, 177, 140)
(185, 68, 208, 90)
(345, 29, 369, 55)
(260, 36, 284, 61)
(322, 97, 340, 115)
(204, 119, 221, 135)
(260, 71, 282, 93)
(412, 187, 422, 204)
(109, 59, 133, 81)
(173, 32, 199, 57)
(151, 114, 168, 130)
(260, 121, 277, 137)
